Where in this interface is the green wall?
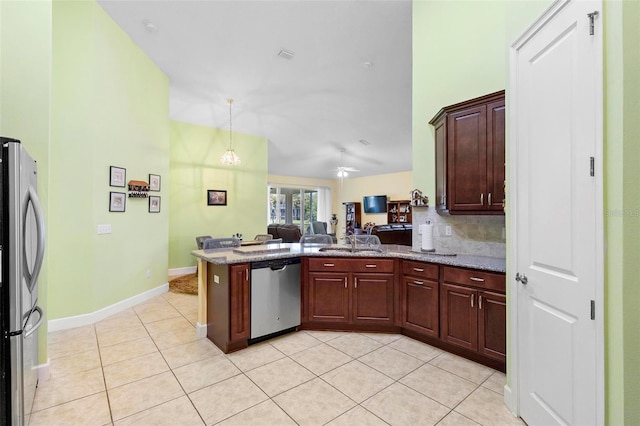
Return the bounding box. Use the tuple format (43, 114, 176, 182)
(169, 120, 268, 268)
(48, 0, 170, 319)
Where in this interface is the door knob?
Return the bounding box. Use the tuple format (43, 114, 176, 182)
(515, 273, 528, 285)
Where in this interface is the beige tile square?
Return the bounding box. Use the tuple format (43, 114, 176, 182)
(302, 330, 348, 342)
(362, 382, 450, 426)
(97, 323, 149, 348)
(49, 348, 101, 379)
(226, 341, 286, 372)
(289, 343, 353, 375)
(29, 392, 111, 426)
(246, 357, 315, 397)
(136, 306, 181, 324)
(143, 316, 193, 337)
(217, 400, 297, 426)
(268, 331, 322, 356)
(48, 326, 98, 360)
(388, 335, 442, 362)
(437, 411, 481, 426)
(326, 406, 388, 426)
(361, 332, 402, 345)
(173, 355, 241, 393)
(48, 325, 96, 346)
(429, 352, 494, 384)
(400, 364, 477, 408)
(326, 333, 383, 358)
(133, 297, 172, 315)
(99, 336, 158, 366)
(32, 368, 105, 412)
(482, 371, 507, 395)
(181, 307, 198, 325)
(150, 326, 199, 350)
(114, 395, 204, 426)
(455, 387, 525, 426)
(95, 312, 142, 334)
(161, 338, 222, 369)
(103, 352, 169, 389)
(359, 346, 424, 380)
(108, 371, 184, 421)
(163, 291, 197, 308)
(189, 374, 268, 424)
(273, 378, 356, 426)
(321, 360, 394, 403)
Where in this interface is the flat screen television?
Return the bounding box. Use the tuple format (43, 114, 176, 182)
(363, 195, 388, 213)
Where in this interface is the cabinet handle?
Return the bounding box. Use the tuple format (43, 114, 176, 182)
(246, 268, 249, 281)
(488, 193, 492, 206)
(365, 264, 377, 268)
(413, 268, 424, 272)
(413, 280, 424, 286)
(344, 277, 347, 288)
(471, 293, 475, 308)
(354, 277, 358, 289)
(324, 263, 335, 267)
(479, 295, 483, 309)
(470, 277, 485, 282)
(480, 193, 484, 205)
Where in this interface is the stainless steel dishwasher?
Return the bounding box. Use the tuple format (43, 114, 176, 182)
(250, 257, 301, 341)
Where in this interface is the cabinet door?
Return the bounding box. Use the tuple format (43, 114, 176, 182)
(478, 290, 506, 362)
(229, 264, 250, 342)
(308, 272, 350, 323)
(352, 273, 394, 324)
(402, 276, 439, 338)
(440, 283, 478, 351)
(487, 100, 506, 211)
(447, 106, 487, 212)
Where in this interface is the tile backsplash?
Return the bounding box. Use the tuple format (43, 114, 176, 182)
(412, 207, 505, 258)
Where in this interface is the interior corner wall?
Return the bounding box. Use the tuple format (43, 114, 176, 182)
(169, 120, 268, 269)
(49, 0, 170, 319)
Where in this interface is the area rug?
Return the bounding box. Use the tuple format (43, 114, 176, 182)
(169, 273, 198, 295)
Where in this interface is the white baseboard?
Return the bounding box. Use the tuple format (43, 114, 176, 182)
(48, 283, 169, 332)
(196, 322, 207, 338)
(168, 266, 197, 277)
(37, 359, 50, 383)
(503, 384, 517, 416)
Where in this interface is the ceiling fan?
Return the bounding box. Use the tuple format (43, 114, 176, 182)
(334, 148, 359, 179)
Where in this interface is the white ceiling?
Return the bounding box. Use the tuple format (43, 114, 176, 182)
(97, 0, 413, 180)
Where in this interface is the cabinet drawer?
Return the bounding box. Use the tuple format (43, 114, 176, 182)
(402, 261, 439, 280)
(308, 257, 394, 273)
(443, 266, 505, 292)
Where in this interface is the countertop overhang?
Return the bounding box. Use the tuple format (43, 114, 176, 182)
(191, 243, 505, 273)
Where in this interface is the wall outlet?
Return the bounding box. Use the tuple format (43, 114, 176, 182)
(97, 224, 112, 234)
(445, 226, 452, 236)
(214, 275, 220, 284)
(146, 269, 151, 279)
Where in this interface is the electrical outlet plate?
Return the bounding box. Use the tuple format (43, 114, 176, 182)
(97, 224, 112, 234)
(445, 226, 452, 236)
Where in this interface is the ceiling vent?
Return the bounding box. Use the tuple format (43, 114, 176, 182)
(278, 49, 295, 60)
(359, 139, 371, 146)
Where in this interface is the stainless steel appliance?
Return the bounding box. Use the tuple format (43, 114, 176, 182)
(250, 258, 301, 340)
(0, 137, 46, 426)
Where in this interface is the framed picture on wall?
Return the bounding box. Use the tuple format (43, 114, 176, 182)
(149, 174, 161, 192)
(110, 166, 126, 187)
(149, 195, 161, 213)
(109, 192, 126, 212)
(207, 190, 227, 206)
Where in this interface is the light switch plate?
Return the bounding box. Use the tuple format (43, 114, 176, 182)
(97, 224, 112, 234)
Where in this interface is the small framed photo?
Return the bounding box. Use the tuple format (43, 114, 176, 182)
(109, 192, 126, 212)
(110, 166, 126, 187)
(149, 195, 161, 213)
(149, 174, 161, 192)
(207, 190, 227, 206)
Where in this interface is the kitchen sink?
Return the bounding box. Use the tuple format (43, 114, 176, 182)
(318, 247, 384, 254)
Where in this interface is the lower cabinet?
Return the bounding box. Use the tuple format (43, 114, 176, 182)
(308, 272, 349, 322)
(401, 261, 439, 338)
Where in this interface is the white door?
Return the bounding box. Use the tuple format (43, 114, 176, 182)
(509, 0, 603, 424)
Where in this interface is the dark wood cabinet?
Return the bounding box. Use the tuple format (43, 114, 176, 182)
(207, 262, 250, 353)
(430, 91, 505, 215)
(343, 202, 361, 235)
(387, 200, 412, 224)
(440, 266, 506, 363)
(304, 258, 394, 327)
(401, 261, 439, 338)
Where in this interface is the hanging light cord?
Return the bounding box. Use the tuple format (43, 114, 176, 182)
(228, 98, 234, 150)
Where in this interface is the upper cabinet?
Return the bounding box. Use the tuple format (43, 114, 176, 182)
(430, 91, 505, 215)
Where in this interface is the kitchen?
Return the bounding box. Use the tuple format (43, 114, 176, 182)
(1, 0, 638, 425)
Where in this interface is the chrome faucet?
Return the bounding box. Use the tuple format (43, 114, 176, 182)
(347, 234, 357, 252)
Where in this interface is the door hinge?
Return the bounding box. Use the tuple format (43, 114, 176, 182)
(590, 300, 596, 320)
(590, 157, 595, 177)
(587, 11, 599, 35)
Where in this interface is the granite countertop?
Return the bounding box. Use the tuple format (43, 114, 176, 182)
(192, 243, 506, 273)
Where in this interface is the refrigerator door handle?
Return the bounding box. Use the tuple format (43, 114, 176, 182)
(23, 185, 46, 292)
(23, 305, 44, 339)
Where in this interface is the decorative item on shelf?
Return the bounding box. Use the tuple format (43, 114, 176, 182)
(410, 188, 429, 207)
(149, 195, 161, 213)
(329, 214, 338, 227)
(109, 192, 126, 212)
(128, 180, 149, 198)
(220, 99, 241, 166)
(149, 174, 161, 192)
(207, 189, 227, 206)
(109, 166, 126, 187)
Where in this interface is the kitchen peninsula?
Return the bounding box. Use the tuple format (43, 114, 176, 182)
(192, 244, 507, 371)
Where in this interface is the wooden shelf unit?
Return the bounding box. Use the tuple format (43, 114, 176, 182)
(387, 200, 412, 224)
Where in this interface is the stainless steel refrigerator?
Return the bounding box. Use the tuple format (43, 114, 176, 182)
(0, 137, 45, 425)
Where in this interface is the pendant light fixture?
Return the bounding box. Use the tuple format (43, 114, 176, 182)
(220, 98, 241, 166)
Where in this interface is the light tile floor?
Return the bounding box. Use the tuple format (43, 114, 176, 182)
(32, 291, 525, 426)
